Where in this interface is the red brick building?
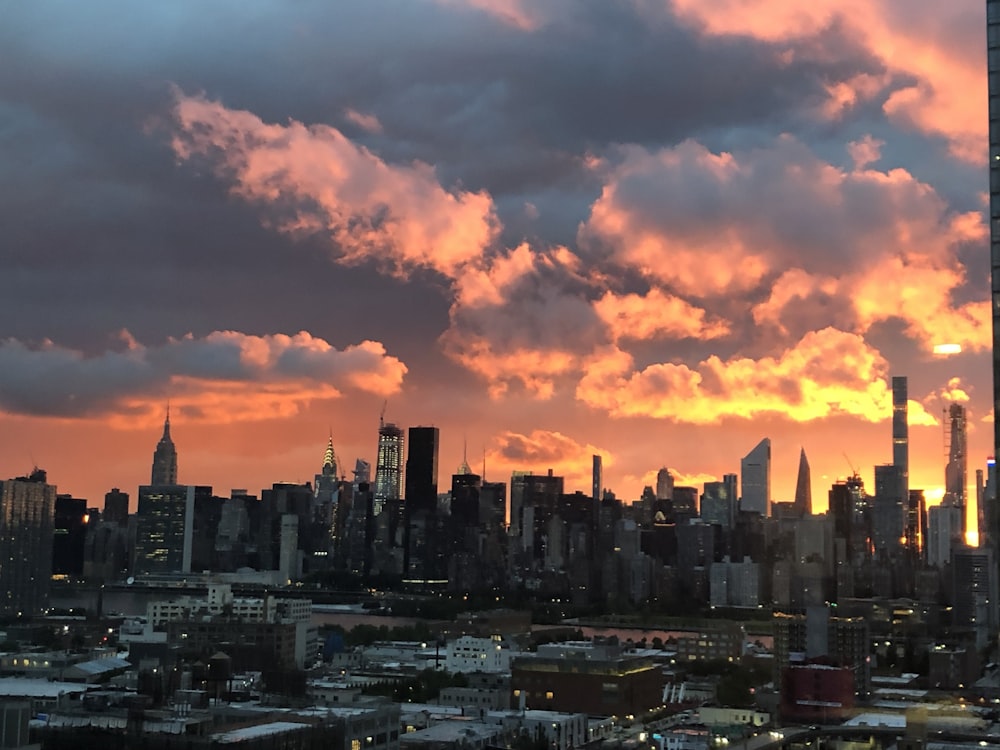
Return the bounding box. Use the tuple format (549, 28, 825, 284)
(511, 642, 664, 716)
(779, 662, 854, 723)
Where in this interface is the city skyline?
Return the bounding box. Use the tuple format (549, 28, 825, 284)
(0, 2, 992, 511)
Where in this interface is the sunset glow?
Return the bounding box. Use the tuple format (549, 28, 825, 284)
(0, 1, 993, 515)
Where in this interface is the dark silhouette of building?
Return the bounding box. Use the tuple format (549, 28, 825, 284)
(402, 426, 441, 580)
(0, 469, 57, 617)
(150, 408, 178, 486)
(53, 494, 88, 577)
(103, 488, 129, 526)
(404, 426, 439, 515)
(945, 402, 968, 535)
(873, 464, 904, 563)
(988, 0, 1000, 549)
(892, 376, 908, 506)
(794, 448, 812, 515)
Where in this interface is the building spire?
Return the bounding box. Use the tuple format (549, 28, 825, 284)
(794, 447, 811, 515)
(457, 436, 472, 475)
(151, 403, 178, 485)
(323, 434, 336, 475)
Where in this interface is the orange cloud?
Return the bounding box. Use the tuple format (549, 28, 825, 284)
(586, 137, 988, 353)
(576, 328, 938, 426)
(432, 0, 545, 30)
(0, 330, 406, 427)
(668, 0, 984, 160)
(171, 91, 499, 278)
(847, 135, 885, 171)
(342, 108, 383, 134)
(486, 429, 611, 490)
(594, 288, 730, 342)
(442, 243, 605, 398)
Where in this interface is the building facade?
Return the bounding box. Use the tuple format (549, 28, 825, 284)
(0, 470, 57, 617)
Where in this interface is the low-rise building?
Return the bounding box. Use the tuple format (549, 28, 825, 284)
(445, 635, 514, 674)
(510, 642, 663, 716)
(438, 686, 509, 712)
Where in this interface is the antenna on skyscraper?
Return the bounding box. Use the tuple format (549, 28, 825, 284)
(482, 445, 487, 481)
(379, 400, 387, 428)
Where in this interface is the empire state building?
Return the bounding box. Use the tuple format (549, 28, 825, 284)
(151, 409, 178, 485)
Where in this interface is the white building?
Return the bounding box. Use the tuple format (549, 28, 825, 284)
(147, 583, 311, 626)
(445, 635, 514, 674)
(483, 710, 588, 750)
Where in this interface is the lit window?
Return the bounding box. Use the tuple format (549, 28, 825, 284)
(546, 691, 554, 700)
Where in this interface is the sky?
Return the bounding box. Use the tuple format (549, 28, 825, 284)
(0, 1, 993, 517)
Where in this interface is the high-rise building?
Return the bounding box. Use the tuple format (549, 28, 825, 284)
(403, 426, 440, 579)
(655, 468, 674, 501)
(592, 455, 603, 502)
(53, 494, 88, 577)
(353, 458, 371, 486)
(740, 438, 771, 516)
(988, 0, 1000, 547)
(952, 545, 998, 649)
(373, 420, 404, 516)
(793, 448, 812, 515)
(892, 376, 908, 503)
(905, 489, 927, 562)
(945, 403, 968, 534)
(701, 476, 736, 530)
(103, 488, 129, 526)
(133, 485, 195, 576)
(672, 486, 699, 519)
(480, 480, 507, 533)
(928, 503, 962, 568)
(873, 463, 904, 562)
(150, 408, 178, 486)
(0, 469, 57, 617)
(404, 426, 439, 514)
(314, 435, 340, 534)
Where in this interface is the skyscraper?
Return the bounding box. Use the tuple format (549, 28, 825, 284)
(103, 488, 129, 526)
(151, 408, 178, 486)
(740, 438, 771, 516)
(655, 468, 674, 501)
(988, 0, 1000, 548)
(0, 469, 56, 617)
(315, 435, 340, 520)
(373, 419, 404, 515)
(794, 447, 812, 515)
(945, 402, 968, 534)
(134, 485, 195, 576)
(892, 376, 908, 504)
(404, 426, 439, 514)
(873, 463, 905, 562)
(592, 455, 603, 502)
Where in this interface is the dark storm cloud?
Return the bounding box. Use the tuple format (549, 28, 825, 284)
(0, 331, 406, 421)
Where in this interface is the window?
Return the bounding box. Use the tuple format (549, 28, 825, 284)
(546, 691, 554, 700)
